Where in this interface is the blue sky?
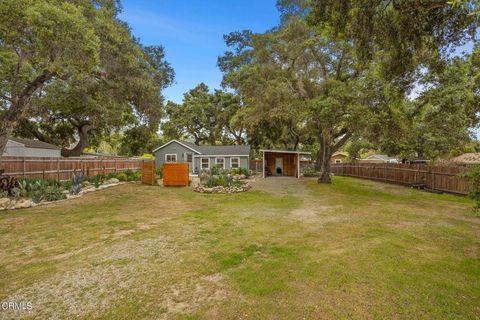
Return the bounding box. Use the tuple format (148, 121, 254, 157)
(119, 0, 280, 104)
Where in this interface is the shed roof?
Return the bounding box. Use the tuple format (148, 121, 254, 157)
(260, 149, 311, 155)
(9, 137, 61, 150)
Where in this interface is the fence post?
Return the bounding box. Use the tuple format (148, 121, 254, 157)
(384, 164, 387, 183)
(23, 158, 26, 179)
(57, 159, 60, 181)
(114, 159, 117, 172)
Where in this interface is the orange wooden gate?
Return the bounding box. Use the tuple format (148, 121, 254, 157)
(141, 160, 156, 185)
(163, 163, 189, 186)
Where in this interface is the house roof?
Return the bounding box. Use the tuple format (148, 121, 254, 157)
(451, 153, 480, 164)
(332, 151, 348, 157)
(152, 139, 250, 156)
(9, 137, 61, 150)
(363, 154, 397, 161)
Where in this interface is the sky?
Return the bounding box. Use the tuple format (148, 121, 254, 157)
(119, 0, 280, 104)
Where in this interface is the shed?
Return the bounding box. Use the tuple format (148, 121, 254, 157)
(261, 150, 311, 178)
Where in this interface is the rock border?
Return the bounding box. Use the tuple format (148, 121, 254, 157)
(193, 183, 251, 194)
(0, 181, 137, 211)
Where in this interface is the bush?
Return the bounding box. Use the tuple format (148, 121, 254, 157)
(156, 166, 163, 179)
(44, 185, 67, 202)
(116, 172, 128, 182)
(124, 169, 141, 181)
(462, 165, 480, 214)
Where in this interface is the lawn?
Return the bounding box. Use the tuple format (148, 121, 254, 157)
(0, 177, 478, 319)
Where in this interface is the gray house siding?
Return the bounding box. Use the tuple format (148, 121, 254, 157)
(153, 140, 250, 174)
(192, 155, 249, 173)
(153, 141, 196, 171)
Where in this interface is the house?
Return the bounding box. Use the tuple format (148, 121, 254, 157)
(331, 151, 348, 164)
(359, 154, 398, 163)
(2, 137, 62, 157)
(450, 153, 480, 164)
(152, 139, 250, 174)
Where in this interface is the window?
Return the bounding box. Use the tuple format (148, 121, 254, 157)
(216, 158, 225, 169)
(165, 154, 177, 163)
(335, 159, 342, 164)
(201, 158, 209, 169)
(186, 153, 193, 163)
(231, 157, 240, 168)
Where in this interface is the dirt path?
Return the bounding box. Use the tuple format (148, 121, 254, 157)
(250, 177, 346, 224)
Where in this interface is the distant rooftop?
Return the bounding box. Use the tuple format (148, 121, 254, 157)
(9, 137, 61, 150)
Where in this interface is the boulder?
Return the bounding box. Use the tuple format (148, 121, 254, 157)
(15, 199, 33, 209)
(81, 181, 91, 187)
(107, 178, 119, 184)
(0, 197, 11, 209)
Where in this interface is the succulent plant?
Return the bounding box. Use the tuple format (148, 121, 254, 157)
(70, 173, 84, 195)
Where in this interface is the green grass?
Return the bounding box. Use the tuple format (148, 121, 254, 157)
(0, 177, 478, 319)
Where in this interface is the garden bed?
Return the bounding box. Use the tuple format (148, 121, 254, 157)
(192, 166, 252, 194)
(193, 183, 251, 194)
(0, 170, 141, 211)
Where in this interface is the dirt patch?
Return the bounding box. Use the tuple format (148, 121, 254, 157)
(1, 236, 177, 320)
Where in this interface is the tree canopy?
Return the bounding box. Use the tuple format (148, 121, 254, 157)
(0, 0, 174, 156)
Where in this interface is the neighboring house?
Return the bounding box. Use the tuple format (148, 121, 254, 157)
(450, 153, 480, 164)
(153, 139, 250, 174)
(2, 137, 62, 157)
(359, 154, 399, 163)
(331, 152, 348, 164)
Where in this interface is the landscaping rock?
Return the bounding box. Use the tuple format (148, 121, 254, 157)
(0, 197, 11, 209)
(15, 199, 33, 209)
(108, 178, 119, 184)
(193, 183, 251, 194)
(81, 181, 91, 187)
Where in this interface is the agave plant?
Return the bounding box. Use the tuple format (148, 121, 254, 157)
(70, 173, 84, 195)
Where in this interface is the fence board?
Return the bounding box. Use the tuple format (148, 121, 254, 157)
(331, 163, 469, 195)
(0, 156, 141, 181)
(163, 163, 189, 187)
(141, 161, 156, 185)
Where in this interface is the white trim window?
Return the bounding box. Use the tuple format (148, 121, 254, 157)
(185, 152, 193, 163)
(231, 157, 240, 168)
(165, 154, 177, 163)
(201, 158, 210, 169)
(215, 157, 225, 169)
(335, 159, 342, 164)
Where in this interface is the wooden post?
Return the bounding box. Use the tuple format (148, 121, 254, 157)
(384, 164, 387, 183)
(262, 151, 265, 179)
(23, 158, 26, 179)
(114, 159, 117, 172)
(57, 159, 60, 181)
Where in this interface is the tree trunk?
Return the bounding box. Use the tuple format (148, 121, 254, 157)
(61, 123, 92, 157)
(0, 70, 55, 157)
(318, 137, 332, 184)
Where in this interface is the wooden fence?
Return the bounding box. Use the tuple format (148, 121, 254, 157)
(163, 163, 189, 187)
(0, 156, 142, 181)
(141, 161, 156, 185)
(331, 163, 470, 195)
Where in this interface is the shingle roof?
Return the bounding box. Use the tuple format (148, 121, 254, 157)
(366, 154, 396, 161)
(193, 144, 250, 156)
(9, 137, 61, 150)
(153, 139, 250, 156)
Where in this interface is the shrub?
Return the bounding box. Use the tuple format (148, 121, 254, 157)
(124, 169, 141, 181)
(44, 185, 67, 202)
(156, 166, 163, 178)
(116, 172, 128, 182)
(462, 165, 480, 214)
